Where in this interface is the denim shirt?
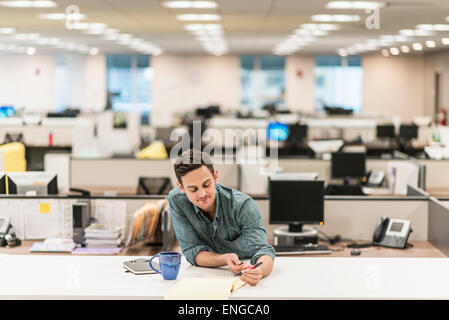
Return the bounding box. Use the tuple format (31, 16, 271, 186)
(168, 184, 275, 266)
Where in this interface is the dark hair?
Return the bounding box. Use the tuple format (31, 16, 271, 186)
(174, 149, 214, 185)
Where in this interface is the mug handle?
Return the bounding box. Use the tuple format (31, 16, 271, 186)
(149, 254, 161, 274)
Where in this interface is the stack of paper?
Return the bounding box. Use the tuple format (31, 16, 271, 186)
(30, 238, 76, 253)
(84, 223, 123, 248)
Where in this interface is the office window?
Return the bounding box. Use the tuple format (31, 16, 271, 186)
(315, 55, 363, 113)
(106, 54, 153, 116)
(240, 55, 285, 110)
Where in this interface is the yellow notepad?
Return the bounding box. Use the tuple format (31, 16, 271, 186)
(164, 277, 246, 300)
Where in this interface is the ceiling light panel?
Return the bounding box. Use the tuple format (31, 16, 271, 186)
(177, 14, 221, 21)
(0, 0, 57, 8)
(163, 1, 217, 9)
(325, 1, 385, 9)
(311, 14, 360, 22)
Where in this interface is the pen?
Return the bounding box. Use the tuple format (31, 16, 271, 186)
(235, 262, 263, 276)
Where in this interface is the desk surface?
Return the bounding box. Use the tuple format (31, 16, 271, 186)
(1, 254, 449, 299)
(0, 241, 443, 259)
(0, 240, 178, 256)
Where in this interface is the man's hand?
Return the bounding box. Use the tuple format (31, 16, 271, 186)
(240, 266, 263, 286)
(225, 253, 248, 274)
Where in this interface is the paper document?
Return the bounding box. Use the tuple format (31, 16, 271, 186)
(164, 277, 246, 300)
(93, 200, 127, 230)
(24, 199, 73, 239)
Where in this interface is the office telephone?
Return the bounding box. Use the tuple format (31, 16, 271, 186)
(372, 217, 412, 249)
(363, 170, 385, 187)
(0, 216, 21, 248)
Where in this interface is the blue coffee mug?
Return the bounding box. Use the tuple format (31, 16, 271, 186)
(149, 251, 181, 280)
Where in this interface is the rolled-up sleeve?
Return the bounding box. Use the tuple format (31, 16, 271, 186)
(237, 198, 276, 264)
(169, 196, 213, 266)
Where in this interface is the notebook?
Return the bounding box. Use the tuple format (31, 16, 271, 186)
(164, 277, 246, 300)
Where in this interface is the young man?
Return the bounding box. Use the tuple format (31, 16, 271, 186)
(168, 149, 275, 286)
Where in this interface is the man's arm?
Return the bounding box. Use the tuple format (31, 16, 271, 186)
(195, 251, 246, 274)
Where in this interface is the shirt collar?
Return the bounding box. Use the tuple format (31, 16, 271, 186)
(193, 184, 221, 220)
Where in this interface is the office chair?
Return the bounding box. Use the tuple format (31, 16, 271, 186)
(4, 133, 24, 144)
(137, 177, 173, 195)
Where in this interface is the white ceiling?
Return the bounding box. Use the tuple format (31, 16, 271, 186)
(1, 0, 449, 55)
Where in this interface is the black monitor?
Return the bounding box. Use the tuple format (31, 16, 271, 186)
(287, 124, 308, 144)
(331, 152, 366, 179)
(0, 172, 6, 194)
(399, 124, 418, 140)
(137, 177, 173, 195)
(269, 179, 324, 233)
(376, 125, 395, 138)
(6, 172, 58, 195)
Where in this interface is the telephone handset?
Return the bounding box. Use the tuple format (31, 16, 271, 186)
(0, 217, 21, 247)
(372, 217, 412, 249)
(362, 170, 385, 187)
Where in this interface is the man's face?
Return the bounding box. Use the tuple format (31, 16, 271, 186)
(177, 165, 218, 212)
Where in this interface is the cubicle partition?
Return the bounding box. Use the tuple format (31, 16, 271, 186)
(0, 194, 176, 252)
(70, 158, 239, 192)
(430, 197, 449, 257)
(254, 196, 429, 242)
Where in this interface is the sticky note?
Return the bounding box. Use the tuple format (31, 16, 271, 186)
(40, 203, 50, 214)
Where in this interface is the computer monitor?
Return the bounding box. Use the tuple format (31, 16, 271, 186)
(376, 125, 395, 139)
(6, 172, 58, 195)
(0, 106, 14, 118)
(287, 124, 307, 144)
(267, 122, 289, 141)
(137, 177, 173, 195)
(0, 172, 7, 194)
(399, 124, 418, 140)
(331, 152, 366, 179)
(269, 179, 324, 233)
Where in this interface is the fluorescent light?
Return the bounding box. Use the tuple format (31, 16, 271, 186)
(0, 0, 57, 7)
(400, 45, 410, 53)
(89, 47, 99, 55)
(338, 48, 348, 56)
(442, 38, 449, 45)
(104, 34, 119, 40)
(184, 24, 222, 31)
(435, 24, 449, 31)
(85, 23, 108, 35)
(162, 1, 217, 9)
(416, 24, 434, 31)
(325, 1, 384, 9)
(426, 40, 436, 48)
(412, 43, 423, 51)
(38, 13, 85, 20)
(26, 47, 35, 55)
(381, 49, 389, 57)
(0, 27, 14, 34)
(389, 47, 399, 55)
(399, 29, 435, 37)
(311, 14, 360, 22)
(177, 14, 221, 21)
(104, 28, 119, 35)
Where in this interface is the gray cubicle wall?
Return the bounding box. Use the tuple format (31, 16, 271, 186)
(70, 158, 239, 191)
(254, 197, 429, 242)
(0, 195, 175, 250)
(407, 185, 430, 197)
(428, 197, 449, 257)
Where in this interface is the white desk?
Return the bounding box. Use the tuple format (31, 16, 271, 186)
(1, 254, 449, 299)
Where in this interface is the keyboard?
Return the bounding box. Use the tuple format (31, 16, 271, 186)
(273, 244, 331, 256)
